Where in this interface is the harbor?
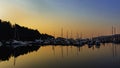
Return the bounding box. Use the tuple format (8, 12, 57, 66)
(0, 0, 120, 68)
(0, 33, 120, 48)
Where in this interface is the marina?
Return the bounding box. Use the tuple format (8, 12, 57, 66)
(0, 0, 120, 68)
(0, 34, 120, 47)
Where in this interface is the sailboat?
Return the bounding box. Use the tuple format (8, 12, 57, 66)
(95, 40, 100, 46)
(11, 24, 27, 48)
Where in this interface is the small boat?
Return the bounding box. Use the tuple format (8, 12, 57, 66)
(12, 40, 27, 48)
(88, 41, 94, 45)
(95, 40, 100, 46)
(11, 25, 27, 48)
(88, 40, 94, 48)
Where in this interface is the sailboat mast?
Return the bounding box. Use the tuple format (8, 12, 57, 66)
(53, 32, 55, 38)
(70, 30, 72, 39)
(76, 32, 79, 39)
(14, 24, 19, 40)
(14, 25, 17, 40)
(80, 33, 82, 39)
(114, 27, 116, 35)
(66, 30, 68, 39)
(61, 28, 63, 38)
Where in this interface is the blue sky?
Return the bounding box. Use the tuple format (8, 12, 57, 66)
(0, 0, 120, 37)
(19, 0, 120, 23)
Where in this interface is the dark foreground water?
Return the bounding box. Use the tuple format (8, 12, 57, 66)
(0, 43, 120, 68)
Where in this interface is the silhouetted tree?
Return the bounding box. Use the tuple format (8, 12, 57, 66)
(0, 20, 13, 41)
(0, 19, 54, 41)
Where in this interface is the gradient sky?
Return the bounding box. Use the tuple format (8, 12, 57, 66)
(0, 0, 120, 38)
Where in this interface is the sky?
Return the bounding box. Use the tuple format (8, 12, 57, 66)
(0, 0, 120, 38)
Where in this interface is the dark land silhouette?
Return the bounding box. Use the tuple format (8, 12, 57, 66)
(0, 19, 120, 46)
(0, 19, 54, 42)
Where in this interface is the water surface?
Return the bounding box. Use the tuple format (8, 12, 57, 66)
(0, 44, 120, 68)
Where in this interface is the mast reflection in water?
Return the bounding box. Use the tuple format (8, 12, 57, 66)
(0, 44, 120, 68)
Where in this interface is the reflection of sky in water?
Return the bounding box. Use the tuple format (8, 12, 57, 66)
(0, 44, 120, 68)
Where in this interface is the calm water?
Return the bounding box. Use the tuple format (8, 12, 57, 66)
(0, 44, 120, 68)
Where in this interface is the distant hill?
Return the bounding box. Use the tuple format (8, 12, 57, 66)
(0, 19, 54, 41)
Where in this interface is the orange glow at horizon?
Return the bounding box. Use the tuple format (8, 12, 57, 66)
(0, 0, 119, 38)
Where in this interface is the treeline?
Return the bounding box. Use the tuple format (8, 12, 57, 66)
(0, 19, 54, 41)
